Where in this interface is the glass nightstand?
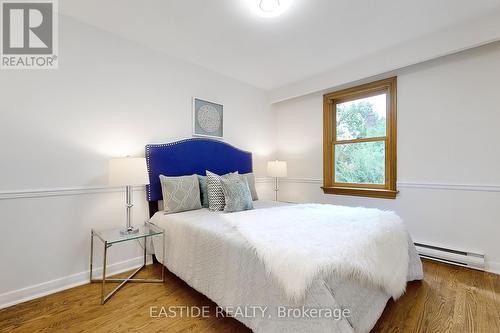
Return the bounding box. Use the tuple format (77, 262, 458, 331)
(90, 222, 165, 304)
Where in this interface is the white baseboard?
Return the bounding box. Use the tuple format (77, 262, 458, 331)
(487, 260, 500, 275)
(0, 256, 153, 310)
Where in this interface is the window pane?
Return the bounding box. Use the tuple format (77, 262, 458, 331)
(335, 141, 385, 184)
(336, 93, 386, 140)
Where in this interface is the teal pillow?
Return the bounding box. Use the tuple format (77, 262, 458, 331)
(197, 175, 209, 208)
(220, 178, 254, 213)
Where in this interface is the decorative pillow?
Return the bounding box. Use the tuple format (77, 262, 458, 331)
(241, 173, 259, 201)
(206, 170, 239, 211)
(159, 174, 202, 214)
(197, 175, 209, 208)
(221, 178, 254, 213)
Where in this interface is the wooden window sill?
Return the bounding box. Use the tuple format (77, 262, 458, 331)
(321, 186, 398, 199)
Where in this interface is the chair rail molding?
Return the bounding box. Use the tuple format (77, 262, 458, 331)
(0, 185, 146, 200)
(1, 179, 499, 200)
(279, 178, 500, 193)
(1, 179, 277, 200)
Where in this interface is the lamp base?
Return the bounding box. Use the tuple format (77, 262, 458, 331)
(120, 185, 139, 236)
(120, 226, 140, 235)
(274, 177, 279, 202)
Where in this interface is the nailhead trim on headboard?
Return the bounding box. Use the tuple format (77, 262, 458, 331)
(145, 138, 253, 202)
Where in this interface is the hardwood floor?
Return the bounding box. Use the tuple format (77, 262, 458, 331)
(373, 260, 500, 332)
(0, 259, 498, 332)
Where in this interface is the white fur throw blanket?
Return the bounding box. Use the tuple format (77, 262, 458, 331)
(221, 204, 409, 302)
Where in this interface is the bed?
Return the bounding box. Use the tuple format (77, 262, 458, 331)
(145, 138, 423, 333)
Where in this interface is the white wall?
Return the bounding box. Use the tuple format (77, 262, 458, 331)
(2, 12, 499, 311)
(0, 15, 276, 308)
(274, 42, 500, 274)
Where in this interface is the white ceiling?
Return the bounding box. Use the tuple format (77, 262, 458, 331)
(61, 0, 500, 93)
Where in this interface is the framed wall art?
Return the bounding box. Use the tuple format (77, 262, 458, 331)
(192, 98, 223, 139)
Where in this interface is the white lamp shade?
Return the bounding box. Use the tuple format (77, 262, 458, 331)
(108, 157, 150, 186)
(267, 160, 287, 178)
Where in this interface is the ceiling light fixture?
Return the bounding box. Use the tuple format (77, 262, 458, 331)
(259, 0, 280, 13)
(247, 0, 289, 18)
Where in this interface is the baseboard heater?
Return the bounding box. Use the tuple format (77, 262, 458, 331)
(414, 243, 485, 271)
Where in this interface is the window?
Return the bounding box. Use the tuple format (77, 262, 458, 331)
(322, 77, 397, 199)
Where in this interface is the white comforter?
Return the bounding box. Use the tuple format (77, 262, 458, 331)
(220, 204, 409, 301)
(150, 201, 423, 333)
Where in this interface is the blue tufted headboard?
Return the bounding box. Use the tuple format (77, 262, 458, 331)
(145, 138, 253, 216)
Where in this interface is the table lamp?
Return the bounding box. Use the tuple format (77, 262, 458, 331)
(267, 160, 287, 201)
(108, 157, 150, 235)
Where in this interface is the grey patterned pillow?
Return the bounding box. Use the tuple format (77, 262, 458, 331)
(206, 170, 239, 211)
(241, 173, 258, 201)
(160, 174, 202, 214)
(221, 178, 254, 213)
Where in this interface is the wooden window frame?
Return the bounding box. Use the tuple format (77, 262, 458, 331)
(322, 77, 398, 199)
